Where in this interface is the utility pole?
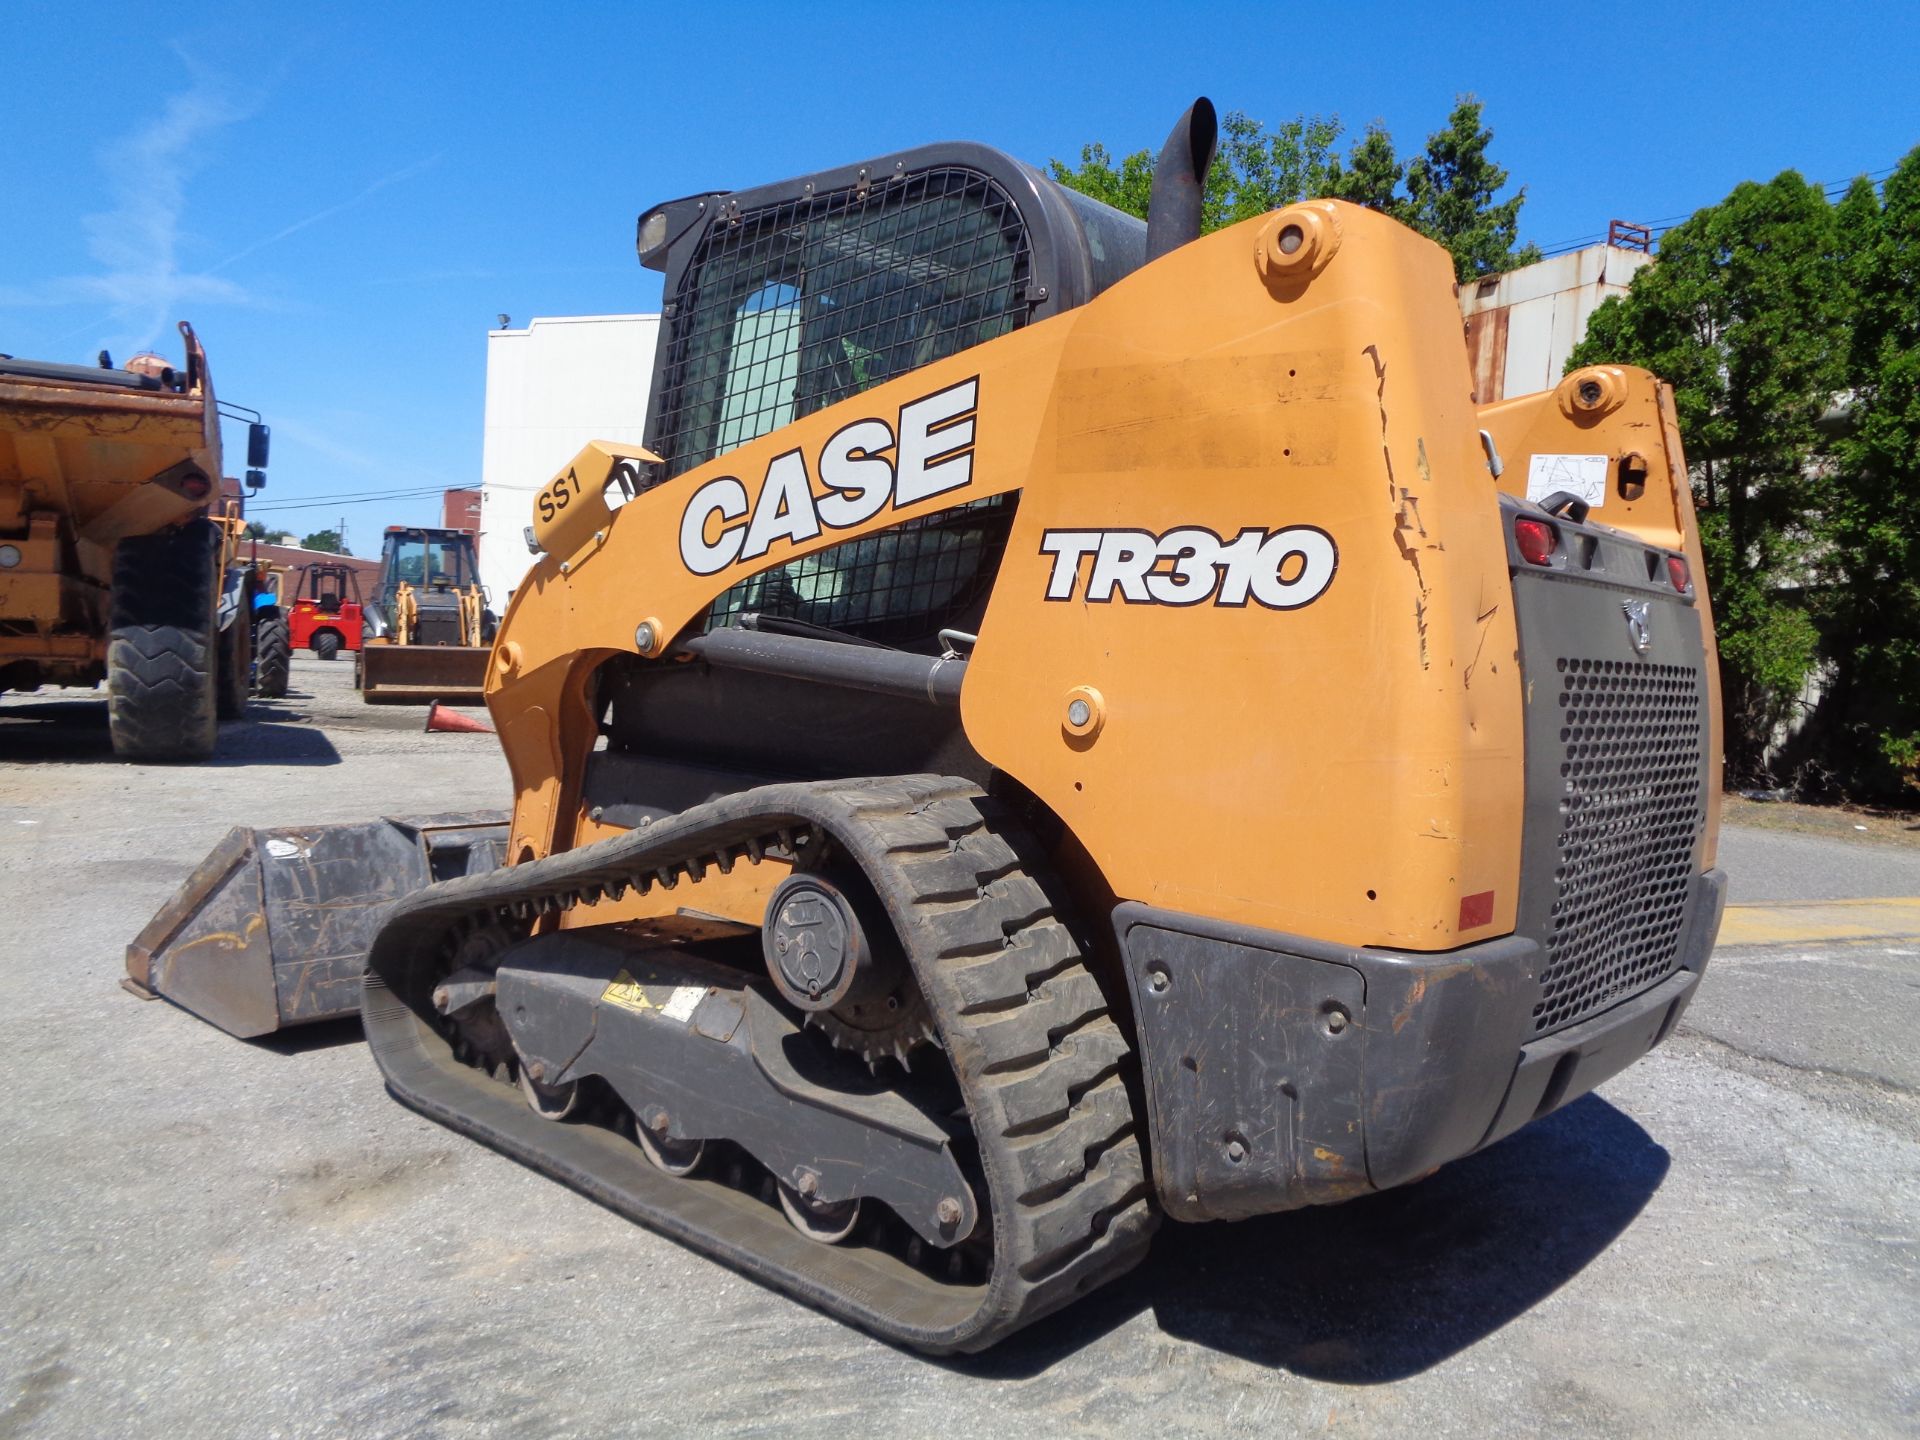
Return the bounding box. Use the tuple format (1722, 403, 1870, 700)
(339, 515, 348, 556)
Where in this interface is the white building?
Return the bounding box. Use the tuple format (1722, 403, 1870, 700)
(1459, 243, 1654, 403)
(478, 313, 661, 606)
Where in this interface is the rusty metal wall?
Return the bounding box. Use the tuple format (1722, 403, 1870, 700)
(1460, 244, 1653, 402)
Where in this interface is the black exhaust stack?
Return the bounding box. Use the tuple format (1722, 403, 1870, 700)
(1145, 97, 1219, 262)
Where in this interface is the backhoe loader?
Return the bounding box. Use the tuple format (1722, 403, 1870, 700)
(356, 525, 493, 703)
(129, 100, 1726, 1352)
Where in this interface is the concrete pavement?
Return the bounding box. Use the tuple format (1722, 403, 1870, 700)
(1, 659, 1915, 1439)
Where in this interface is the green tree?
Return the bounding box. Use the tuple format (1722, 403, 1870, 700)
(1830, 150, 1920, 790)
(1571, 171, 1849, 779)
(1402, 98, 1541, 280)
(242, 520, 273, 541)
(301, 529, 344, 554)
(1047, 141, 1156, 221)
(1208, 110, 1346, 228)
(1050, 108, 1367, 230)
(1329, 123, 1404, 213)
(1047, 98, 1537, 279)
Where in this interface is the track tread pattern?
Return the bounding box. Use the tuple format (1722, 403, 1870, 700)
(878, 782, 1156, 1319)
(107, 520, 218, 762)
(360, 773, 1158, 1352)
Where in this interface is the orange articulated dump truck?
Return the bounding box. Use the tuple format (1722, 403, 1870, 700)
(130, 101, 1724, 1352)
(0, 323, 272, 759)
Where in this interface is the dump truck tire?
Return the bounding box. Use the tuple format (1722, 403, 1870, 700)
(107, 520, 219, 762)
(216, 598, 252, 721)
(315, 631, 340, 662)
(255, 621, 291, 699)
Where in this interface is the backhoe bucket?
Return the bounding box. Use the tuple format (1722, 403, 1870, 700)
(360, 642, 490, 705)
(126, 811, 509, 1038)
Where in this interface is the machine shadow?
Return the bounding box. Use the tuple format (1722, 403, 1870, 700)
(246, 1014, 366, 1056)
(954, 1093, 1667, 1383)
(0, 694, 341, 766)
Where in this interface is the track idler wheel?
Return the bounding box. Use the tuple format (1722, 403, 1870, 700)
(432, 923, 516, 1075)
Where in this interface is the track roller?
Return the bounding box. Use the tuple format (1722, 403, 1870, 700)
(517, 1064, 578, 1120)
(778, 1177, 863, 1244)
(635, 1108, 707, 1176)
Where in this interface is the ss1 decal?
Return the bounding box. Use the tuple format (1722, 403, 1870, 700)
(677, 377, 979, 575)
(1039, 526, 1338, 609)
(535, 466, 585, 524)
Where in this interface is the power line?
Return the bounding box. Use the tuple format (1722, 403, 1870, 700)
(248, 482, 448, 505)
(1532, 159, 1903, 259)
(246, 486, 449, 514)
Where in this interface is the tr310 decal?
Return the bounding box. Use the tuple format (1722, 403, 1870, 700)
(1040, 526, 1337, 609)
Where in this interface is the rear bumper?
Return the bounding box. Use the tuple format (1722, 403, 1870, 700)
(1114, 867, 1726, 1223)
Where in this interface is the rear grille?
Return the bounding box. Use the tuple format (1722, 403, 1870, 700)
(1534, 656, 1705, 1033)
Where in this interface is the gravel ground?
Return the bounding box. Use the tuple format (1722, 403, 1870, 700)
(2, 658, 1915, 1439)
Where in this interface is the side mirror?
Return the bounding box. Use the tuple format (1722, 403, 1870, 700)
(245, 469, 266, 490)
(247, 422, 271, 470)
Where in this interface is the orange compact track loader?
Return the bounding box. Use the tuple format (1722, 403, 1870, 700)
(130, 102, 1725, 1352)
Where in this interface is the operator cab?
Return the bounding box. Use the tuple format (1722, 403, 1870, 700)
(590, 143, 1154, 813)
(632, 144, 1149, 653)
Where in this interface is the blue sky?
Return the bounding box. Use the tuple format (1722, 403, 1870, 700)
(6, 0, 1917, 553)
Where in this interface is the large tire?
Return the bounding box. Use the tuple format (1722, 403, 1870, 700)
(255, 620, 291, 699)
(107, 520, 219, 762)
(216, 582, 252, 720)
(314, 630, 341, 662)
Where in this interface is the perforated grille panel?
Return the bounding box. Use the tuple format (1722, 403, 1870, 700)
(705, 506, 1013, 646)
(652, 167, 1032, 476)
(650, 165, 1030, 644)
(1534, 657, 1705, 1033)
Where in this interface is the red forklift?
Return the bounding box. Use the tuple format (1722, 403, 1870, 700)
(287, 562, 366, 661)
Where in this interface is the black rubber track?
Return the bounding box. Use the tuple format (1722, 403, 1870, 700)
(107, 520, 218, 762)
(254, 620, 291, 698)
(362, 776, 1158, 1353)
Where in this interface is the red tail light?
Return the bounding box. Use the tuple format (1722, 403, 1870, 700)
(179, 473, 211, 500)
(1667, 555, 1691, 593)
(1514, 516, 1557, 566)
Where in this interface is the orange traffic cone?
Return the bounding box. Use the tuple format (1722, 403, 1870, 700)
(424, 701, 493, 734)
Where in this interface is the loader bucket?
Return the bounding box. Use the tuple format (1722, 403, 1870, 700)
(126, 811, 509, 1038)
(359, 643, 490, 705)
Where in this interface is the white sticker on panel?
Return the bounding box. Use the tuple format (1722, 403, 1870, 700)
(1525, 453, 1610, 510)
(661, 986, 707, 1023)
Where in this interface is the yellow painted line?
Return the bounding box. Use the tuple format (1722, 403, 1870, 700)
(1718, 897, 1920, 947)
